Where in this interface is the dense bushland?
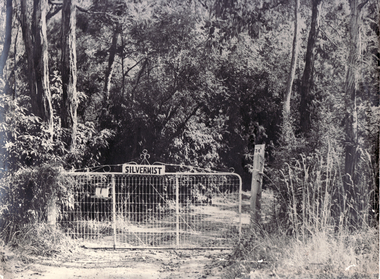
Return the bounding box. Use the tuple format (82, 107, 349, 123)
(224, 144, 379, 278)
(0, 164, 74, 242)
(0, 0, 378, 276)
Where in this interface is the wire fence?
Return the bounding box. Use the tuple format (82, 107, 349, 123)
(59, 171, 244, 249)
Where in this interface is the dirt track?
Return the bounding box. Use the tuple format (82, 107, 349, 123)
(1, 247, 231, 278)
(0, 191, 264, 278)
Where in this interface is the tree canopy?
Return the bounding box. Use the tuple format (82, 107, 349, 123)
(0, 0, 378, 223)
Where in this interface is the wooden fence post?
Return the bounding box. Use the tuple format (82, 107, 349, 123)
(47, 197, 57, 227)
(112, 174, 116, 249)
(175, 174, 180, 248)
(250, 144, 265, 226)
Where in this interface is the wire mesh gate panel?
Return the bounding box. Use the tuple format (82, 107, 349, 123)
(59, 171, 242, 249)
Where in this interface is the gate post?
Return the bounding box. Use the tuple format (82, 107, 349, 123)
(47, 197, 57, 227)
(112, 174, 117, 249)
(250, 144, 265, 226)
(175, 174, 180, 248)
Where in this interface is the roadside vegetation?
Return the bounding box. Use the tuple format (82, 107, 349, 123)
(224, 145, 379, 278)
(225, 225, 378, 278)
(0, 0, 378, 278)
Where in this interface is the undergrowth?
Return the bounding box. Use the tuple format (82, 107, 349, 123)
(7, 223, 78, 258)
(223, 147, 378, 279)
(0, 164, 78, 260)
(224, 226, 379, 279)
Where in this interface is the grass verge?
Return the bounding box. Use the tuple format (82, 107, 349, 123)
(6, 222, 78, 258)
(223, 226, 379, 279)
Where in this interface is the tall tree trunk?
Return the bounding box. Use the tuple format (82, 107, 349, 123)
(20, 0, 53, 129)
(0, 0, 12, 79)
(61, 0, 69, 130)
(121, 32, 125, 96)
(282, 0, 300, 142)
(103, 23, 120, 105)
(0, 0, 12, 171)
(13, 27, 19, 99)
(61, 0, 78, 150)
(299, 0, 322, 135)
(32, 0, 44, 118)
(40, 0, 54, 137)
(343, 0, 366, 203)
(283, 0, 300, 116)
(20, 0, 39, 118)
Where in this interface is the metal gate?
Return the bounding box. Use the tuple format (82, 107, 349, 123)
(59, 163, 243, 249)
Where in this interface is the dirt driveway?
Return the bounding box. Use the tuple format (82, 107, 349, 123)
(1, 247, 231, 279)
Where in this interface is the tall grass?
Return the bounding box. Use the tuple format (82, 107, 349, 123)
(7, 222, 78, 257)
(281, 227, 379, 277)
(225, 149, 379, 278)
(0, 164, 78, 259)
(225, 227, 378, 278)
(277, 148, 376, 239)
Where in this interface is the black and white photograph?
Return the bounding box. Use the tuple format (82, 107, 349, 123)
(0, 0, 378, 278)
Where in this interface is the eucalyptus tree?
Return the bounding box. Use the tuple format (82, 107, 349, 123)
(343, 0, 367, 192)
(342, 0, 378, 225)
(283, 0, 300, 119)
(103, 0, 215, 164)
(61, 0, 78, 150)
(0, 0, 12, 171)
(0, 0, 12, 79)
(299, 0, 322, 135)
(19, 0, 54, 137)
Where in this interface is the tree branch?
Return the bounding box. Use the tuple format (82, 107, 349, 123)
(130, 58, 148, 99)
(47, 6, 62, 20)
(123, 58, 145, 77)
(358, 0, 369, 11)
(76, 4, 120, 22)
(166, 104, 202, 144)
(48, 0, 120, 22)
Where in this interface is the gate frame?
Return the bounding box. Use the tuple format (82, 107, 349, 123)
(65, 162, 243, 250)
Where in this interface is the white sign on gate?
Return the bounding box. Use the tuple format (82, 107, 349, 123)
(122, 164, 166, 175)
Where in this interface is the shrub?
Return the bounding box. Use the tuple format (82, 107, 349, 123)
(269, 150, 377, 236)
(0, 164, 75, 243)
(7, 222, 77, 257)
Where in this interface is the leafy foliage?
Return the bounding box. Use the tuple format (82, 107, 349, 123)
(0, 94, 114, 171)
(0, 0, 377, 247)
(0, 164, 75, 242)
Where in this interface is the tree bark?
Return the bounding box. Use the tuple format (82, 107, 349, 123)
(61, 0, 69, 129)
(0, 0, 12, 171)
(103, 22, 120, 104)
(121, 33, 125, 96)
(32, 0, 44, 118)
(283, 0, 300, 117)
(61, 0, 78, 150)
(40, 0, 54, 136)
(343, 0, 366, 200)
(20, 0, 53, 129)
(0, 0, 12, 79)
(20, 0, 39, 117)
(299, 0, 322, 135)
